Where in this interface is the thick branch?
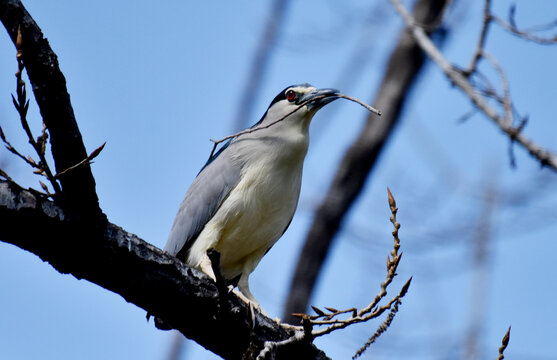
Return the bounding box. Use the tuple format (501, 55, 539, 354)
(283, 0, 449, 323)
(0, 180, 328, 360)
(0, 0, 101, 216)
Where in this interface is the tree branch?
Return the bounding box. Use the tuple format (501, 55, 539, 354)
(0, 2, 332, 358)
(0, 0, 101, 216)
(0, 180, 329, 360)
(283, 0, 450, 323)
(390, 0, 557, 170)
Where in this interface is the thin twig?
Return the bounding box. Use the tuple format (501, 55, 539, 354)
(310, 278, 411, 337)
(522, 19, 557, 33)
(54, 142, 106, 179)
(208, 93, 381, 158)
(337, 94, 382, 116)
(390, 0, 557, 170)
(465, 0, 492, 75)
(357, 187, 400, 317)
(492, 15, 557, 44)
(456, 108, 478, 124)
(353, 298, 402, 359)
(307, 188, 411, 338)
(257, 314, 312, 360)
(0, 167, 14, 182)
(481, 51, 513, 126)
(1, 126, 38, 167)
(256, 329, 306, 360)
(11, 26, 61, 194)
(497, 326, 511, 360)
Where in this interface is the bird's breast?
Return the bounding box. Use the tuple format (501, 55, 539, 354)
(203, 137, 307, 276)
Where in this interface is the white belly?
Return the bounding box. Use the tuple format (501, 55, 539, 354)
(187, 151, 305, 280)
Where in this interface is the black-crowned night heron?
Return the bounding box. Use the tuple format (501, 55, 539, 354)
(164, 84, 339, 307)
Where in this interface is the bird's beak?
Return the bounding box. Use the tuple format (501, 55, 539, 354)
(300, 88, 340, 109)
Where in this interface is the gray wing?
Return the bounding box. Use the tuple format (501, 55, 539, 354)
(164, 141, 242, 258)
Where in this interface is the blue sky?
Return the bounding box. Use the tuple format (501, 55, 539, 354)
(1, 0, 557, 359)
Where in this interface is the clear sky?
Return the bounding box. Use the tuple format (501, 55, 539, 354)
(1, 1, 557, 359)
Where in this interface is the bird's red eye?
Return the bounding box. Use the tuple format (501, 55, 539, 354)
(286, 90, 296, 102)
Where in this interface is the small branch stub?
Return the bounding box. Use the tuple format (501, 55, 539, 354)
(54, 142, 106, 179)
(497, 326, 511, 360)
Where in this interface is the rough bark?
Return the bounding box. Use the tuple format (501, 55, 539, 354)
(284, 0, 449, 323)
(0, 181, 328, 360)
(0, 1, 328, 358)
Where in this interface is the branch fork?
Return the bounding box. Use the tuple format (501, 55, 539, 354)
(287, 188, 411, 359)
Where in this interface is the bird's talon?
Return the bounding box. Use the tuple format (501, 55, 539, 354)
(249, 301, 257, 329)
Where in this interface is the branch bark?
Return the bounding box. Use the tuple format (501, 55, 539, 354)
(0, 2, 329, 358)
(0, 0, 101, 217)
(283, 0, 449, 323)
(0, 180, 328, 360)
(390, 0, 557, 170)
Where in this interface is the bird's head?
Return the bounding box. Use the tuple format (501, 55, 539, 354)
(256, 84, 340, 132)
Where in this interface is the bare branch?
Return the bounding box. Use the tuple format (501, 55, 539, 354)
(390, 0, 557, 170)
(493, 15, 557, 44)
(309, 278, 411, 337)
(465, 0, 492, 75)
(352, 296, 402, 359)
(1, 0, 101, 215)
(54, 142, 106, 179)
(0, 180, 329, 360)
(284, 0, 449, 324)
(0, 167, 14, 182)
(1, 126, 38, 167)
(10, 26, 61, 194)
(481, 51, 513, 125)
(299, 188, 411, 354)
(256, 316, 313, 360)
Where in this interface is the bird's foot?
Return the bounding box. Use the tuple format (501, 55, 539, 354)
(232, 289, 268, 315)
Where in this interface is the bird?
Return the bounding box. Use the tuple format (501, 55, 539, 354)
(164, 84, 339, 308)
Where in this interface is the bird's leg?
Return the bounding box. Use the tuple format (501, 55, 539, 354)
(236, 276, 257, 304)
(236, 274, 271, 320)
(199, 251, 217, 281)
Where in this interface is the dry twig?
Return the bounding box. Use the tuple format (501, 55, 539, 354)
(2, 27, 106, 193)
(256, 315, 313, 360)
(54, 142, 106, 179)
(268, 189, 410, 358)
(0, 167, 13, 182)
(465, 0, 492, 75)
(6, 26, 61, 194)
(286, 188, 411, 359)
(497, 326, 511, 360)
(390, 0, 557, 170)
(208, 93, 381, 158)
(493, 12, 557, 45)
(353, 296, 401, 359)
